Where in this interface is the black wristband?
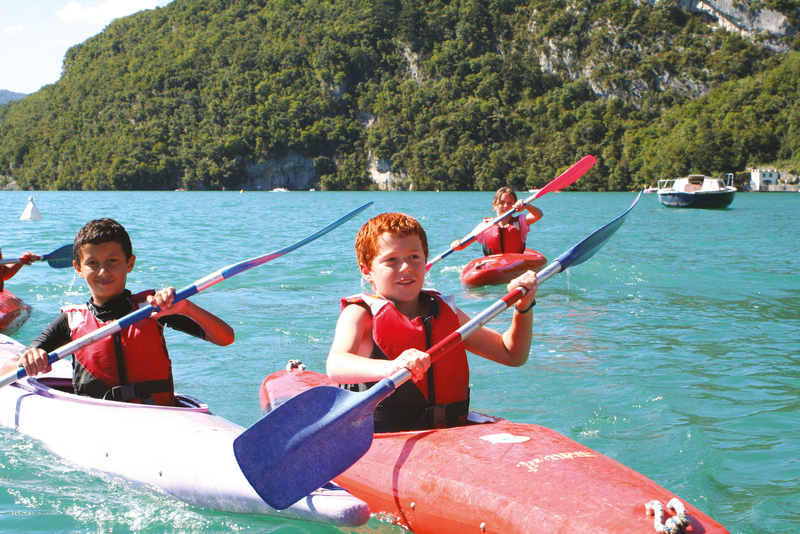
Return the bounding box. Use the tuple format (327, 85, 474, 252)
(515, 299, 536, 314)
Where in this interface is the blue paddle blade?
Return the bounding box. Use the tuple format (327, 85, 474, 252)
(553, 191, 641, 271)
(234, 379, 396, 510)
(43, 244, 74, 268)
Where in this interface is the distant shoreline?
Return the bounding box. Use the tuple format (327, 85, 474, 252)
(756, 184, 800, 192)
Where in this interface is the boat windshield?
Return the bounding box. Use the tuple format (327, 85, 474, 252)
(703, 178, 725, 191)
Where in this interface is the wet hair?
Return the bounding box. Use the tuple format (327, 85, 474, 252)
(73, 218, 133, 264)
(492, 187, 518, 207)
(355, 212, 428, 267)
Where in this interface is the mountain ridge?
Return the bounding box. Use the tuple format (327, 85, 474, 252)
(0, 0, 797, 191)
(0, 90, 27, 107)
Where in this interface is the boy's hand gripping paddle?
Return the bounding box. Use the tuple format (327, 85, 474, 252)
(0, 244, 74, 269)
(0, 202, 373, 389)
(234, 191, 642, 510)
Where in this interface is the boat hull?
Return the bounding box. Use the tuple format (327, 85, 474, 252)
(260, 368, 730, 534)
(657, 190, 735, 209)
(0, 335, 369, 527)
(0, 290, 31, 335)
(460, 249, 547, 288)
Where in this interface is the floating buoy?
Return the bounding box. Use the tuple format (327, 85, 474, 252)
(19, 196, 43, 221)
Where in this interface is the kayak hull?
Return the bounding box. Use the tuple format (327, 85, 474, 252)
(0, 335, 369, 527)
(260, 368, 730, 534)
(460, 249, 547, 288)
(0, 290, 31, 335)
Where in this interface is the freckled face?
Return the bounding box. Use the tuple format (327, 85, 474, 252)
(74, 241, 135, 306)
(361, 232, 426, 306)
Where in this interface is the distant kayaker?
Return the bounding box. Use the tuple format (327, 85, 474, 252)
(327, 212, 538, 432)
(451, 187, 543, 255)
(0, 246, 41, 293)
(1, 218, 234, 406)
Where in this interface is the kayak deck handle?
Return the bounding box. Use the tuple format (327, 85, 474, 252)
(645, 498, 690, 534)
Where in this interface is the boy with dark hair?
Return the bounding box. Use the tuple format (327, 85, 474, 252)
(2, 218, 234, 406)
(327, 212, 538, 432)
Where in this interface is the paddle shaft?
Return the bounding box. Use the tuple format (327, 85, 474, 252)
(385, 249, 567, 391)
(426, 155, 596, 270)
(0, 202, 373, 388)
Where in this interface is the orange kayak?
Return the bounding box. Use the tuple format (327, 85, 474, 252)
(0, 290, 31, 335)
(260, 368, 730, 534)
(460, 249, 547, 288)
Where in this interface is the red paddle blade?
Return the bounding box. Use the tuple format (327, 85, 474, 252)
(533, 155, 596, 199)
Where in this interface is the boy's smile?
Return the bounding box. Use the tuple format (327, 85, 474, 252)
(74, 241, 136, 306)
(362, 232, 426, 316)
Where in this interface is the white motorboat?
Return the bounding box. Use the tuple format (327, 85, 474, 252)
(657, 174, 736, 208)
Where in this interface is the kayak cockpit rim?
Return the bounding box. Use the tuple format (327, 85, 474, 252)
(17, 374, 211, 413)
(370, 411, 502, 436)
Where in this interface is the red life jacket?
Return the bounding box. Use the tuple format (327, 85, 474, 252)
(481, 215, 529, 254)
(340, 290, 469, 431)
(63, 290, 175, 406)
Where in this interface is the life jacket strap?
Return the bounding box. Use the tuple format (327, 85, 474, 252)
(418, 394, 470, 429)
(104, 379, 173, 404)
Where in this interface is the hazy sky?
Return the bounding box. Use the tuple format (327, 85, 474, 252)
(1, 0, 175, 94)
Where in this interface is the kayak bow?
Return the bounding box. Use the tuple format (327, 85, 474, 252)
(0, 335, 370, 526)
(0, 290, 32, 336)
(259, 367, 730, 534)
(460, 249, 547, 288)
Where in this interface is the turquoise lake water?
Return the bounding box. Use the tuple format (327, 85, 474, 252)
(0, 189, 797, 534)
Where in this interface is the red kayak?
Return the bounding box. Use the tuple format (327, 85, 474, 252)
(0, 290, 31, 335)
(260, 367, 729, 534)
(460, 249, 547, 288)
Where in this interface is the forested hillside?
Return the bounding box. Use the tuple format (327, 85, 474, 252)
(0, 0, 798, 191)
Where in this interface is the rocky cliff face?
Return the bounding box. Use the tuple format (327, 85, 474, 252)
(0, 176, 20, 191)
(537, 0, 796, 104)
(239, 153, 317, 191)
(368, 150, 410, 191)
(671, 0, 795, 48)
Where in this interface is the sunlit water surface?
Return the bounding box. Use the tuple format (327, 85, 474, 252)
(1, 190, 797, 534)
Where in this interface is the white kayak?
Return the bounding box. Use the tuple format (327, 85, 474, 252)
(0, 334, 370, 527)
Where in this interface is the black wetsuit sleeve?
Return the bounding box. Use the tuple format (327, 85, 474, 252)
(28, 313, 73, 352)
(159, 314, 207, 341)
